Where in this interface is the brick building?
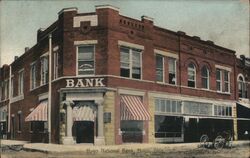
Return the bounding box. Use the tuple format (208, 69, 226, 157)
(0, 5, 249, 145)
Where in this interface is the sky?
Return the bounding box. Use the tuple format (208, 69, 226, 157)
(0, 0, 249, 66)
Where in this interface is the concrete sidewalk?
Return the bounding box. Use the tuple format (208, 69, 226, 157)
(1, 140, 250, 154)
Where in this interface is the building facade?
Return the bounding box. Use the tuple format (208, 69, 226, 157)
(0, 5, 249, 145)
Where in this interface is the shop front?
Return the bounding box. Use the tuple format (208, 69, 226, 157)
(152, 94, 235, 143)
(119, 95, 151, 143)
(0, 106, 7, 139)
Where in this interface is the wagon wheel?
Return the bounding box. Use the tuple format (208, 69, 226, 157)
(214, 135, 224, 150)
(200, 134, 209, 148)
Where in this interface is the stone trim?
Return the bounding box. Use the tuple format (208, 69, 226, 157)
(118, 40, 144, 50)
(154, 49, 179, 59)
(74, 40, 98, 45)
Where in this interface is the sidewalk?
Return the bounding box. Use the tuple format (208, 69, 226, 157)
(1, 140, 250, 154)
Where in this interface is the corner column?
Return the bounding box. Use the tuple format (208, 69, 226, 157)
(62, 101, 75, 144)
(95, 99, 105, 145)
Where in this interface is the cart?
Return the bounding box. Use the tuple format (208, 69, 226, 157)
(200, 130, 233, 149)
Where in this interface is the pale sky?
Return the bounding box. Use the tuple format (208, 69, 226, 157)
(0, 0, 249, 66)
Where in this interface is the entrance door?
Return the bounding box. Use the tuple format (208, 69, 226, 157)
(11, 117, 15, 139)
(74, 121, 94, 143)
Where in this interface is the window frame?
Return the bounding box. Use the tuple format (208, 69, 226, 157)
(18, 70, 24, 96)
(120, 46, 142, 80)
(30, 63, 37, 90)
(224, 70, 230, 93)
(155, 54, 164, 82)
(216, 69, 222, 92)
(168, 57, 177, 85)
(53, 51, 59, 79)
(40, 56, 48, 86)
(187, 63, 196, 88)
(201, 66, 209, 89)
(76, 45, 95, 76)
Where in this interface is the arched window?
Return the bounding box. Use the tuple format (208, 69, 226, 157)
(201, 66, 209, 89)
(238, 75, 247, 98)
(188, 63, 196, 88)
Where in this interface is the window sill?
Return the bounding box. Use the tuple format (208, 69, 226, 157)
(10, 95, 24, 103)
(216, 91, 231, 95)
(156, 82, 177, 87)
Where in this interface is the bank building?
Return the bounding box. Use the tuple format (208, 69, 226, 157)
(0, 5, 249, 145)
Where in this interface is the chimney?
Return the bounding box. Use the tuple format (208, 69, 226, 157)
(25, 47, 29, 52)
(14, 56, 18, 61)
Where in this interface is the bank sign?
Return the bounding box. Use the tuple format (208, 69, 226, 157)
(66, 77, 105, 88)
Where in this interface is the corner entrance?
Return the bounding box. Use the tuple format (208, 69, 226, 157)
(73, 121, 94, 143)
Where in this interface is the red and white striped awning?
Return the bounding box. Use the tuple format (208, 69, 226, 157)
(120, 95, 151, 120)
(25, 100, 47, 122)
(73, 106, 96, 122)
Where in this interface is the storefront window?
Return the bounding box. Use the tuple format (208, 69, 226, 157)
(155, 115, 183, 138)
(183, 101, 212, 116)
(120, 120, 143, 143)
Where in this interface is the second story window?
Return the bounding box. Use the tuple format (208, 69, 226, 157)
(18, 70, 24, 95)
(201, 66, 209, 89)
(168, 57, 176, 85)
(156, 55, 164, 82)
(41, 57, 48, 85)
(120, 46, 142, 79)
(238, 75, 247, 98)
(53, 51, 59, 79)
(216, 69, 222, 91)
(4, 80, 9, 100)
(188, 63, 196, 88)
(224, 71, 230, 93)
(30, 63, 36, 90)
(77, 45, 94, 75)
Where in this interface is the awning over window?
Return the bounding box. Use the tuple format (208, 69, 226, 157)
(73, 106, 96, 122)
(25, 100, 47, 122)
(121, 95, 151, 121)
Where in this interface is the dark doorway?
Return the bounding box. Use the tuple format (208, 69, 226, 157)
(11, 117, 15, 139)
(184, 118, 199, 142)
(73, 121, 94, 143)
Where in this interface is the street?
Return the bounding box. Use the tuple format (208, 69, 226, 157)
(1, 145, 250, 158)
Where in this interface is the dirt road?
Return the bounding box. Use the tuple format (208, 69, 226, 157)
(1, 145, 250, 158)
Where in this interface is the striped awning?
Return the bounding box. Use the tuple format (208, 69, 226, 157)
(73, 105, 96, 122)
(25, 100, 47, 122)
(120, 95, 151, 120)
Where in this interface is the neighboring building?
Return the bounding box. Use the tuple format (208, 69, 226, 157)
(236, 56, 250, 140)
(0, 5, 247, 145)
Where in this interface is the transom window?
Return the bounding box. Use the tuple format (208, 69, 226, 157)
(188, 63, 196, 88)
(120, 46, 142, 79)
(214, 105, 232, 117)
(155, 98, 182, 114)
(77, 45, 95, 75)
(201, 66, 209, 89)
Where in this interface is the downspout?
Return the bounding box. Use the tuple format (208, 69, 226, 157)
(48, 34, 52, 143)
(8, 65, 12, 134)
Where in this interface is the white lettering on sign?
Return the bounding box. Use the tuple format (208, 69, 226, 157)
(66, 78, 105, 88)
